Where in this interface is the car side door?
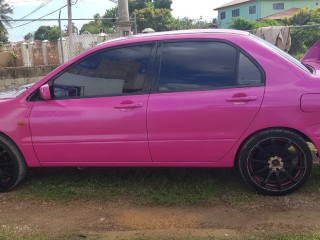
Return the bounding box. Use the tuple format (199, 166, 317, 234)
(29, 43, 156, 165)
(147, 40, 265, 163)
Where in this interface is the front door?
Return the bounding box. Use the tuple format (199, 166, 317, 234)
(30, 43, 155, 165)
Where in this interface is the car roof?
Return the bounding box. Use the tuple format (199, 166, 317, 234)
(99, 29, 250, 45)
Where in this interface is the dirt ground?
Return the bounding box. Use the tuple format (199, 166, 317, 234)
(2, 191, 320, 240)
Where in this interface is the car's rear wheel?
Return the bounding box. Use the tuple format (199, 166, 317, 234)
(238, 129, 313, 195)
(0, 135, 27, 192)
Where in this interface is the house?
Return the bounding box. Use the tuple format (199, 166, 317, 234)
(215, 0, 320, 28)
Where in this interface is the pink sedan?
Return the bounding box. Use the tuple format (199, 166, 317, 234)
(0, 29, 319, 195)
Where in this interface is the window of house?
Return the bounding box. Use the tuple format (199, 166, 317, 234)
(249, 5, 256, 14)
(159, 41, 238, 92)
(232, 8, 240, 17)
(273, 3, 284, 10)
(51, 44, 154, 99)
(221, 11, 226, 20)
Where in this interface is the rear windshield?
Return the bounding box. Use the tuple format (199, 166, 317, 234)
(250, 34, 311, 74)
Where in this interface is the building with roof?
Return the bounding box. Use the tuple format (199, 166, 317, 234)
(215, 0, 319, 29)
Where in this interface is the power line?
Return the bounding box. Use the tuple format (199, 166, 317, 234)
(10, 4, 68, 29)
(7, 0, 45, 3)
(10, 0, 54, 27)
(19, 0, 53, 20)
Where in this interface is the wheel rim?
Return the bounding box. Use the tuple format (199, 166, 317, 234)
(247, 137, 307, 192)
(0, 146, 17, 191)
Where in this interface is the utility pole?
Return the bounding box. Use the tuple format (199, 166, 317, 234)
(67, 0, 73, 36)
(116, 0, 132, 37)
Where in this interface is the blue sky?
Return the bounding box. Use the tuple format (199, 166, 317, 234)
(4, 0, 230, 41)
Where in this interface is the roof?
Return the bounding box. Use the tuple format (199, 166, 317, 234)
(101, 29, 250, 45)
(214, 0, 252, 10)
(264, 8, 301, 20)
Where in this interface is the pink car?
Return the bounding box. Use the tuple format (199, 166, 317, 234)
(0, 29, 319, 195)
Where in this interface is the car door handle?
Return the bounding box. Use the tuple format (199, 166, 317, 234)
(226, 96, 257, 102)
(114, 103, 143, 109)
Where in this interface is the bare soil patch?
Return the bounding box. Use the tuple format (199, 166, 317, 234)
(1, 192, 320, 239)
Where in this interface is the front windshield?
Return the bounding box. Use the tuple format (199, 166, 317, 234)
(250, 34, 311, 74)
(0, 83, 33, 98)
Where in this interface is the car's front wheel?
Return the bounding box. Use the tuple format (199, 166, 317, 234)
(0, 135, 27, 192)
(238, 129, 313, 195)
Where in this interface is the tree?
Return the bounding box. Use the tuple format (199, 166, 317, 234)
(129, 0, 172, 14)
(285, 8, 320, 57)
(34, 26, 64, 41)
(80, 8, 118, 34)
(134, 2, 174, 32)
(0, 0, 13, 43)
(80, 21, 102, 34)
(129, 0, 148, 14)
(284, 7, 320, 26)
(48, 26, 61, 41)
(101, 7, 118, 31)
(34, 26, 51, 41)
(288, 7, 313, 25)
(153, 0, 172, 9)
(24, 32, 34, 41)
(168, 17, 209, 30)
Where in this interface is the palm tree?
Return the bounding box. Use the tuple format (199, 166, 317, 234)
(0, 0, 13, 43)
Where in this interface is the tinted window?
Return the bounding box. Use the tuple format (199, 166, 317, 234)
(52, 44, 154, 98)
(159, 41, 237, 92)
(238, 53, 262, 85)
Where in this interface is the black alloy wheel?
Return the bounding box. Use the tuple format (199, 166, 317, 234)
(0, 136, 27, 192)
(239, 129, 313, 195)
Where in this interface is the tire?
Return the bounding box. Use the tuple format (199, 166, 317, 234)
(0, 135, 27, 192)
(238, 129, 313, 195)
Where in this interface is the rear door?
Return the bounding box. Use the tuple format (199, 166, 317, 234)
(147, 40, 265, 163)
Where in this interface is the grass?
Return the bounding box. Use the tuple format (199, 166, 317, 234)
(16, 166, 262, 205)
(2, 231, 320, 240)
(12, 163, 320, 206)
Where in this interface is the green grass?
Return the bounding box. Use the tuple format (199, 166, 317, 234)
(13, 163, 320, 206)
(16, 166, 260, 205)
(245, 232, 320, 240)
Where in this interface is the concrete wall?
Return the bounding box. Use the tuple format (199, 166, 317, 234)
(0, 65, 59, 92)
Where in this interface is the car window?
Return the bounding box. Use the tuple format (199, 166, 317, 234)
(238, 52, 262, 86)
(159, 41, 238, 92)
(52, 44, 154, 99)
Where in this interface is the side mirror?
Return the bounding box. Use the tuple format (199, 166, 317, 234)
(39, 84, 51, 100)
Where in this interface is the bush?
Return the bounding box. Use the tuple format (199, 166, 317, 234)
(289, 27, 320, 56)
(229, 17, 279, 30)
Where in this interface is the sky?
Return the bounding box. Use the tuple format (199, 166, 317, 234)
(4, 0, 231, 41)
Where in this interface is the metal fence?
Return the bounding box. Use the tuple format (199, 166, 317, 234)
(288, 24, 320, 60)
(248, 24, 320, 60)
(0, 18, 138, 68)
(1, 18, 320, 68)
